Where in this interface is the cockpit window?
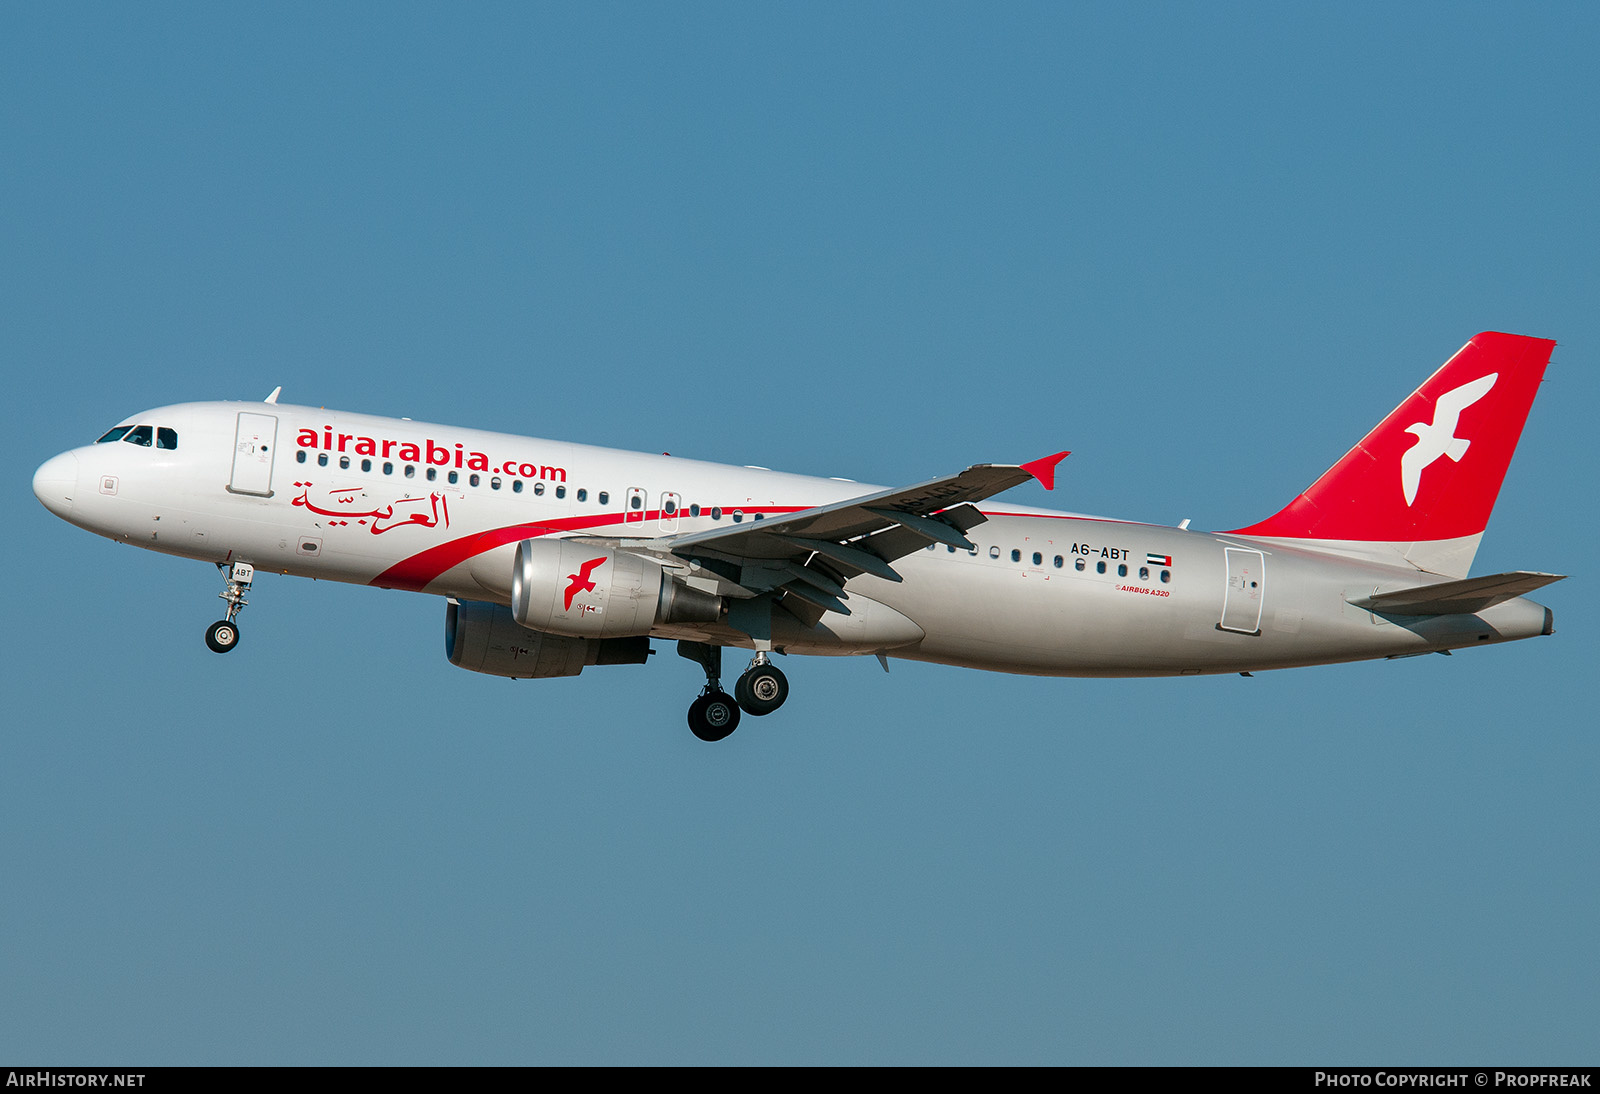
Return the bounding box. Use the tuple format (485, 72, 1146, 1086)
(96, 426, 133, 444)
(156, 427, 178, 450)
(124, 425, 153, 447)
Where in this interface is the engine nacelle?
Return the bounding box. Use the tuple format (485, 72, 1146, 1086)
(511, 539, 721, 639)
(445, 599, 650, 679)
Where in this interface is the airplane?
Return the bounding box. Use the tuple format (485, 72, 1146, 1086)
(32, 330, 1563, 742)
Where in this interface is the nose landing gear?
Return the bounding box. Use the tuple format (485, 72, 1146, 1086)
(205, 561, 253, 654)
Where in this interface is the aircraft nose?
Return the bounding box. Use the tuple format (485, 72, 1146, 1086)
(33, 451, 79, 519)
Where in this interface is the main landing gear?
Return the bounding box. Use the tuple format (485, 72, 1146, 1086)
(733, 652, 789, 717)
(680, 641, 739, 742)
(679, 642, 792, 742)
(205, 561, 254, 654)
(687, 690, 741, 743)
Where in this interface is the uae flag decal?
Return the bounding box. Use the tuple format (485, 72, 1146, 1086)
(1146, 552, 1172, 567)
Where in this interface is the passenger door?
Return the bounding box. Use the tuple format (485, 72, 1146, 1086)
(228, 412, 278, 497)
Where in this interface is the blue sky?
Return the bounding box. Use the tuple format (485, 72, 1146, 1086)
(3, 3, 1596, 1064)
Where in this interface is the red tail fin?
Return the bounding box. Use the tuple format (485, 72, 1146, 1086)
(1232, 331, 1553, 553)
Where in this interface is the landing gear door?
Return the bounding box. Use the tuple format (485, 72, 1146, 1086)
(1219, 547, 1265, 635)
(228, 412, 278, 497)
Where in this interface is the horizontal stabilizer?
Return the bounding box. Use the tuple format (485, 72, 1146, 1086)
(1349, 571, 1565, 616)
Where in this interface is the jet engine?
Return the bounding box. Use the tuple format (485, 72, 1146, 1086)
(445, 599, 650, 679)
(511, 539, 721, 639)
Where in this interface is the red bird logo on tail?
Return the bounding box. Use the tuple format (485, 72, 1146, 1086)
(564, 556, 608, 611)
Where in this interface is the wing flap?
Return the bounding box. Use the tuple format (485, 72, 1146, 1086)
(779, 535, 904, 582)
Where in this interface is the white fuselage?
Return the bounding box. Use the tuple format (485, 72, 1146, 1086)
(33, 400, 1554, 677)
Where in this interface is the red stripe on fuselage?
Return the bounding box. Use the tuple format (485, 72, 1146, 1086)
(371, 505, 810, 592)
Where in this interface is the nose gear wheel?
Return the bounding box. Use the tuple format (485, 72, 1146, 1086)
(205, 620, 239, 653)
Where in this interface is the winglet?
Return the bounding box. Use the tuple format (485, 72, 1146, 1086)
(1019, 451, 1070, 491)
(264, 386, 282, 404)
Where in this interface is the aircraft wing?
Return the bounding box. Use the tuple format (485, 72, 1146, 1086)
(646, 452, 1068, 619)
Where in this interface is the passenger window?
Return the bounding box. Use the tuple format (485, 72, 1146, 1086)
(1118, 563, 1128, 577)
(427, 467, 437, 481)
(362, 459, 372, 472)
(533, 481, 544, 495)
(1032, 552, 1043, 566)
(630, 495, 642, 510)
(1053, 556, 1063, 568)
(1010, 549, 1021, 563)
(601, 492, 611, 506)
(1075, 559, 1086, 572)
(296, 450, 307, 464)
(1139, 566, 1149, 580)
(96, 426, 132, 444)
(555, 485, 566, 499)
(491, 477, 501, 490)
(157, 428, 178, 450)
(1160, 569, 1171, 584)
(469, 473, 480, 487)
(318, 453, 328, 467)
(664, 498, 677, 515)
(732, 511, 743, 523)
(124, 425, 153, 446)
(947, 544, 956, 553)
(711, 507, 722, 520)
(989, 546, 1000, 559)
(1096, 561, 1106, 574)
(448, 470, 459, 484)
(688, 503, 698, 517)
(340, 456, 351, 470)
(383, 462, 393, 475)
(577, 488, 587, 502)
(404, 465, 415, 478)
(511, 479, 521, 492)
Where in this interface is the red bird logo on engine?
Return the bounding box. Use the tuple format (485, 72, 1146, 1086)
(564, 556, 609, 611)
